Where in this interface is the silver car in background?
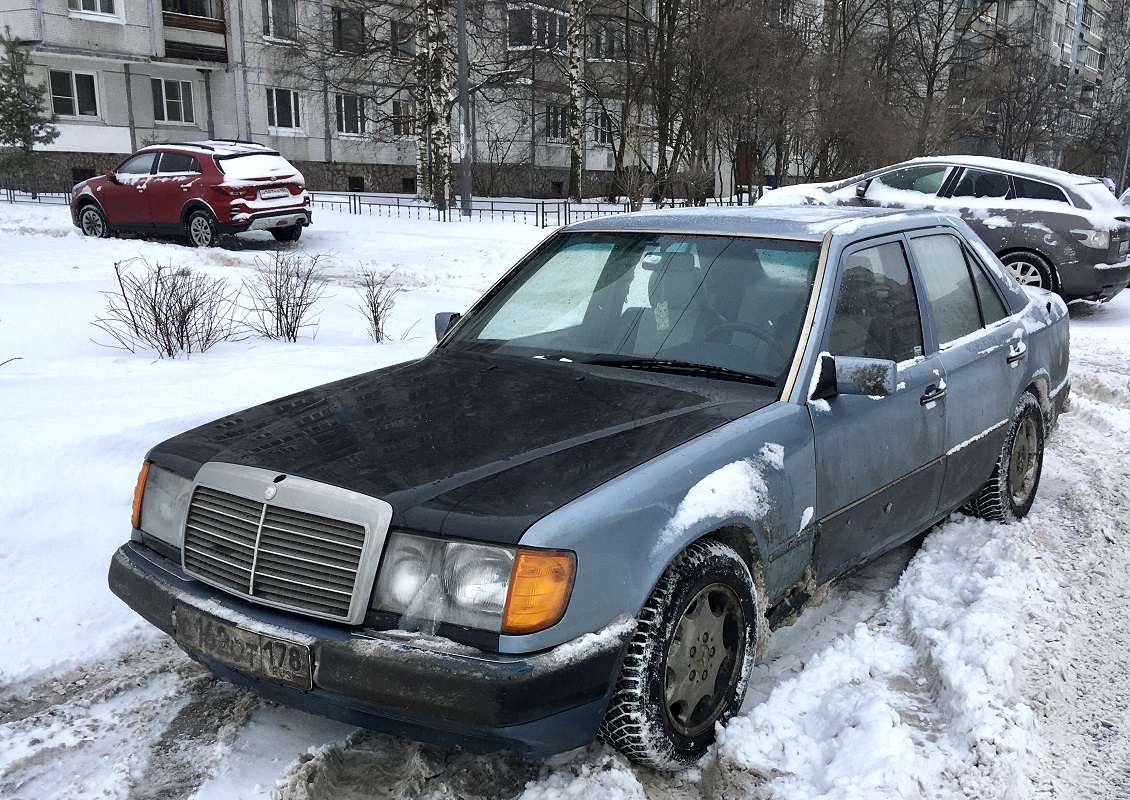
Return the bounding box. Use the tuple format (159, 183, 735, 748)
(759, 155, 1130, 301)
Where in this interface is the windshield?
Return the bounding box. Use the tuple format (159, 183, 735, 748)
(444, 232, 821, 386)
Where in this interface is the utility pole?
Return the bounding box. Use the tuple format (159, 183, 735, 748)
(457, 0, 471, 216)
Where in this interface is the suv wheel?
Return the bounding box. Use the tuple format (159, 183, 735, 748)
(270, 225, 302, 243)
(79, 205, 110, 238)
(598, 539, 757, 770)
(186, 210, 218, 248)
(1000, 251, 1055, 292)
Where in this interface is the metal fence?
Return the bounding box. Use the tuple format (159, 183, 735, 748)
(1, 182, 72, 206)
(0, 181, 733, 226)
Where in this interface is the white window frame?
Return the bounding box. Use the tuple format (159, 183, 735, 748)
(507, 4, 568, 53)
(392, 98, 416, 137)
(266, 87, 303, 133)
(336, 93, 366, 136)
(49, 70, 100, 118)
(263, 0, 298, 42)
(593, 108, 615, 146)
(67, 0, 122, 21)
(152, 78, 196, 124)
(545, 103, 568, 143)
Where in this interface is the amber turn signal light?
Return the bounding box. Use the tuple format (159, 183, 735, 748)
(501, 549, 576, 635)
(131, 461, 151, 529)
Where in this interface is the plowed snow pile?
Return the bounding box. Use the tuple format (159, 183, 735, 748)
(0, 204, 1127, 799)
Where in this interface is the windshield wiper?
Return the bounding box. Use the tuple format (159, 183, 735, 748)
(585, 356, 777, 387)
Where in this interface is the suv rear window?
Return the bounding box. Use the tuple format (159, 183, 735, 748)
(1012, 177, 1068, 204)
(217, 153, 299, 180)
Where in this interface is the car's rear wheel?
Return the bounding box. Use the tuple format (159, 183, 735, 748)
(598, 539, 757, 770)
(967, 392, 1045, 522)
(79, 204, 109, 238)
(186, 210, 218, 248)
(1000, 251, 1055, 292)
(270, 225, 302, 242)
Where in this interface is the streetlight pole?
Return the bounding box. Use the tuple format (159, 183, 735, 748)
(457, 0, 472, 217)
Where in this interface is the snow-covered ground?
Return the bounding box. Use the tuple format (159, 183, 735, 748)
(1, 203, 1127, 799)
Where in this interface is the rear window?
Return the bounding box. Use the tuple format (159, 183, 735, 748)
(217, 153, 300, 181)
(1012, 177, 1068, 204)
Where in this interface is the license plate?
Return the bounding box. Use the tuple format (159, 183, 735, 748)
(1120, 239, 1129, 257)
(175, 604, 312, 690)
(259, 187, 289, 200)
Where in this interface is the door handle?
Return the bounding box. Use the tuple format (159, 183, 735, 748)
(1007, 340, 1027, 365)
(921, 383, 947, 405)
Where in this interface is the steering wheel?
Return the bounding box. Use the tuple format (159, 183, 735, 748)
(704, 321, 779, 353)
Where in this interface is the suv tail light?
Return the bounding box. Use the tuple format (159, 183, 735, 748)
(210, 184, 255, 199)
(1070, 228, 1111, 249)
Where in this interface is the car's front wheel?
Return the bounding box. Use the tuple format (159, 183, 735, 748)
(967, 392, 1045, 522)
(78, 204, 110, 238)
(1000, 251, 1056, 292)
(599, 539, 757, 770)
(270, 225, 302, 242)
(185, 210, 218, 247)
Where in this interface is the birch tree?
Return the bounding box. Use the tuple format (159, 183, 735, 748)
(567, 0, 587, 202)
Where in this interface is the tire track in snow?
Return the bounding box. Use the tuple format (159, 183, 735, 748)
(0, 635, 260, 800)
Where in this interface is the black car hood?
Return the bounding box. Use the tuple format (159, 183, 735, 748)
(149, 350, 776, 544)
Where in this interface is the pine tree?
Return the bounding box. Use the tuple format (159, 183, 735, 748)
(0, 26, 58, 158)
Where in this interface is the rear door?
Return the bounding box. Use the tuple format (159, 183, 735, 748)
(810, 236, 947, 581)
(905, 230, 1023, 512)
(146, 151, 205, 230)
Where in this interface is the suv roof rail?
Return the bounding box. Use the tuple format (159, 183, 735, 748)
(156, 141, 216, 151)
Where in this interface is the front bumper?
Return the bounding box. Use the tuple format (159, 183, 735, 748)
(108, 542, 629, 757)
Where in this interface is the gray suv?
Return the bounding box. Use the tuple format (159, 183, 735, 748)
(759, 155, 1130, 301)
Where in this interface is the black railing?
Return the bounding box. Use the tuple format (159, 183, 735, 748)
(0, 181, 73, 206)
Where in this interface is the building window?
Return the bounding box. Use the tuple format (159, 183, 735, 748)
(68, 0, 114, 14)
(50, 70, 98, 117)
(392, 98, 415, 136)
(336, 93, 365, 135)
(152, 79, 196, 123)
(332, 8, 364, 54)
(507, 6, 567, 52)
(593, 108, 614, 146)
(267, 88, 301, 129)
(162, 0, 221, 18)
(590, 23, 619, 60)
(391, 19, 415, 57)
(263, 0, 297, 40)
(546, 103, 568, 142)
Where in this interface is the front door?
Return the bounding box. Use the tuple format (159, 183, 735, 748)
(100, 152, 157, 229)
(810, 237, 947, 581)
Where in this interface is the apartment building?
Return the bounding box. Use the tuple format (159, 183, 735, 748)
(2, 0, 642, 195)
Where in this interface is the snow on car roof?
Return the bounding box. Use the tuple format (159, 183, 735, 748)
(563, 204, 943, 239)
(902, 155, 1103, 188)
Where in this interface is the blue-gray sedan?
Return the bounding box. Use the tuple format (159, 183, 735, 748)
(109, 206, 1070, 770)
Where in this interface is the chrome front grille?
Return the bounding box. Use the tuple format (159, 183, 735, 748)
(183, 485, 368, 620)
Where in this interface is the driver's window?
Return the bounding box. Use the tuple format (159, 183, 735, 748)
(872, 166, 949, 196)
(117, 153, 156, 175)
(828, 242, 923, 363)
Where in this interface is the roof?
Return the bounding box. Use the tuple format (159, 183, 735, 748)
(562, 204, 929, 239)
(136, 140, 279, 158)
(895, 155, 1102, 188)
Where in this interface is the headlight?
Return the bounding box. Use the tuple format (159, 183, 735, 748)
(133, 461, 194, 548)
(372, 531, 574, 635)
(1071, 229, 1110, 249)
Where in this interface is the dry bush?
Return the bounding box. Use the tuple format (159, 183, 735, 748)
(93, 258, 239, 358)
(243, 249, 329, 342)
(355, 269, 402, 342)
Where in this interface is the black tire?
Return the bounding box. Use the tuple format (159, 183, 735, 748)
(1000, 251, 1056, 293)
(78, 204, 110, 238)
(270, 225, 302, 242)
(967, 392, 1045, 522)
(598, 539, 757, 770)
(185, 209, 218, 248)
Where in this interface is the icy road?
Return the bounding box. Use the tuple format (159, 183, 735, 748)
(0, 203, 1127, 799)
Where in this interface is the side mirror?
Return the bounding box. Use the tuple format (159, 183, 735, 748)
(854, 179, 871, 200)
(434, 311, 461, 342)
(834, 356, 897, 397)
(810, 354, 897, 401)
(107, 171, 119, 184)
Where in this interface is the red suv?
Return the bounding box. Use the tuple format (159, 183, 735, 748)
(71, 140, 312, 246)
